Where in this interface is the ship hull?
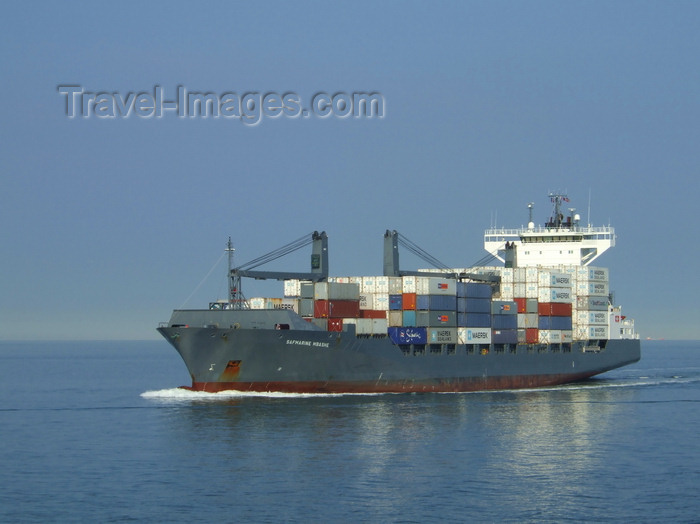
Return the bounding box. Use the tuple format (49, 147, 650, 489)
(157, 310, 640, 393)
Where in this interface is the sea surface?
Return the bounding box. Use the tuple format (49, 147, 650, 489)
(0, 340, 698, 523)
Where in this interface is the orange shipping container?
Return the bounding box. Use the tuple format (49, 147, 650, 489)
(525, 328, 539, 344)
(360, 310, 387, 319)
(402, 293, 417, 310)
(514, 298, 527, 314)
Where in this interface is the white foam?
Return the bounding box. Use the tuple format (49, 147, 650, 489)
(140, 387, 385, 401)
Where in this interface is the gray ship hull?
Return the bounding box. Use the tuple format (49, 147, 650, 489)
(158, 309, 641, 393)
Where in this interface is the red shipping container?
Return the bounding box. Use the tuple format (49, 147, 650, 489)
(360, 310, 387, 319)
(514, 297, 527, 313)
(402, 293, 417, 310)
(328, 318, 343, 331)
(525, 328, 539, 344)
(329, 300, 360, 318)
(314, 299, 329, 318)
(538, 302, 572, 317)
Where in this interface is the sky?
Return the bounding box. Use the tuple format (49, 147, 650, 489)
(1, 1, 699, 340)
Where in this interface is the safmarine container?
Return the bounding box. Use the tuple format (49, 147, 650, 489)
(416, 277, 457, 296)
(576, 296, 608, 311)
(388, 326, 427, 345)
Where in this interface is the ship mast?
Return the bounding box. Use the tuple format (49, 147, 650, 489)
(226, 237, 246, 309)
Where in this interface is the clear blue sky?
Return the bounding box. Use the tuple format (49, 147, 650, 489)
(1, 1, 698, 340)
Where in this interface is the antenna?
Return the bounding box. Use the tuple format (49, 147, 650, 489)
(226, 237, 238, 304)
(587, 188, 592, 227)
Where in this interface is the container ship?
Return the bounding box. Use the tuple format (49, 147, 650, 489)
(157, 194, 640, 393)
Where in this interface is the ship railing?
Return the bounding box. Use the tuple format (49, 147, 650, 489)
(485, 225, 614, 237)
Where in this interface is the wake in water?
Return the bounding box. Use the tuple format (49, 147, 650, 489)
(140, 388, 386, 401)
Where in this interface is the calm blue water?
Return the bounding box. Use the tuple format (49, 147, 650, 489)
(1, 340, 698, 523)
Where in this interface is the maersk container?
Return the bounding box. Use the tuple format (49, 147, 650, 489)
(402, 310, 417, 327)
(491, 301, 517, 315)
(538, 287, 573, 303)
(416, 277, 457, 296)
(492, 314, 518, 329)
(457, 312, 491, 328)
(538, 272, 572, 288)
(577, 267, 609, 282)
(492, 329, 518, 344)
(388, 326, 427, 345)
(416, 310, 457, 327)
(417, 294, 457, 311)
(588, 325, 609, 338)
(389, 294, 403, 310)
(359, 293, 374, 310)
(577, 282, 609, 296)
(517, 313, 538, 328)
(458, 327, 492, 344)
(575, 311, 608, 325)
(576, 296, 609, 311)
(429, 328, 457, 344)
(273, 299, 299, 313)
(538, 316, 572, 330)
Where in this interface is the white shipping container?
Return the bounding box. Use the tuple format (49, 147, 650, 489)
(525, 284, 539, 299)
(577, 282, 609, 296)
(375, 277, 390, 294)
(539, 330, 562, 344)
(284, 279, 302, 298)
(274, 299, 299, 313)
(416, 276, 457, 296)
(359, 293, 374, 310)
(517, 313, 538, 328)
(538, 271, 572, 288)
(373, 293, 390, 311)
(361, 277, 377, 294)
(577, 267, 609, 282)
(248, 297, 266, 310)
(588, 325, 609, 339)
(575, 311, 608, 325)
(538, 287, 573, 303)
(561, 330, 573, 343)
(458, 327, 492, 344)
(356, 318, 387, 335)
(388, 276, 403, 294)
(402, 276, 417, 293)
(525, 267, 539, 284)
(576, 296, 609, 311)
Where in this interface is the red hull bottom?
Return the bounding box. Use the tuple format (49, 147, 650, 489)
(182, 372, 599, 394)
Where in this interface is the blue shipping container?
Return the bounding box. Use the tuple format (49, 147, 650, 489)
(458, 312, 491, 327)
(402, 310, 416, 327)
(492, 329, 518, 344)
(389, 294, 403, 310)
(538, 316, 573, 330)
(388, 327, 427, 345)
(492, 314, 518, 329)
(417, 295, 457, 311)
